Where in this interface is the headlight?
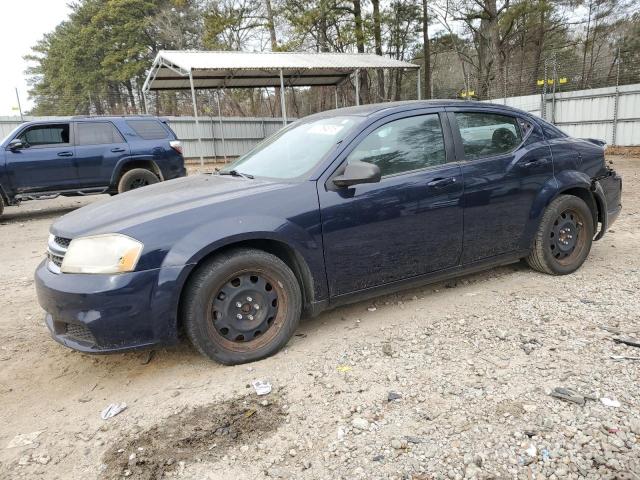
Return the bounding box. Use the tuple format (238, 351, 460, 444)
(61, 234, 144, 274)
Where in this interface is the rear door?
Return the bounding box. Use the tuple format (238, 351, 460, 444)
(447, 108, 554, 263)
(5, 123, 76, 193)
(73, 121, 130, 188)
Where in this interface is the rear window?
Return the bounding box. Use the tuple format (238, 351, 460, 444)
(539, 119, 567, 140)
(76, 122, 124, 145)
(126, 119, 169, 140)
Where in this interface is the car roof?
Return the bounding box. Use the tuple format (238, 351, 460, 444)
(304, 99, 532, 120)
(22, 115, 164, 125)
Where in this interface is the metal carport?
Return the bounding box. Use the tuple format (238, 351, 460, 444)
(142, 50, 421, 164)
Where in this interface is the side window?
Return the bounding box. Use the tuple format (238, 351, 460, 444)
(76, 122, 124, 146)
(126, 120, 169, 140)
(539, 120, 566, 140)
(454, 112, 523, 160)
(18, 124, 70, 147)
(346, 114, 446, 177)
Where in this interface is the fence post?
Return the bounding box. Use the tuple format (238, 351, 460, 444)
(541, 58, 548, 120)
(612, 48, 621, 146)
(551, 54, 558, 124)
(503, 64, 507, 105)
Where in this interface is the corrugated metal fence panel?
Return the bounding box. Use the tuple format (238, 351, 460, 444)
(1, 84, 638, 150)
(486, 83, 640, 145)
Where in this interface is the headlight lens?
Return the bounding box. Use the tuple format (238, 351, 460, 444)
(61, 234, 143, 274)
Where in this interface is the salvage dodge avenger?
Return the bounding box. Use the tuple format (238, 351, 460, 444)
(35, 101, 622, 365)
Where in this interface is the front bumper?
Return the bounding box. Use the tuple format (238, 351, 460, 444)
(34, 260, 184, 353)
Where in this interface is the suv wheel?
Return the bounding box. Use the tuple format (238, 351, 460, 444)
(117, 168, 159, 193)
(526, 194, 594, 275)
(182, 248, 302, 365)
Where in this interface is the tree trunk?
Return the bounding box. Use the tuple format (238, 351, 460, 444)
(264, 0, 281, 116)
(422, 0, 432, 99)
(353, 0, 369, 104)
(372, 0, 385, 101)
(581, 0, 593, 88)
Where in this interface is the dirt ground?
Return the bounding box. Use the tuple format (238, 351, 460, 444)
(0, 155, 638, 480)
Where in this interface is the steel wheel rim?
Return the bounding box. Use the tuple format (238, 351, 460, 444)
(130, 178, 149, 189)
(549, 208, 586, 266)
(206, 269, 286, 351)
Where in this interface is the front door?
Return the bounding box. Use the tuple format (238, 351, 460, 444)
(447, 109, 554, 263)
(74, 121, 130, 188)
(319, 111, 463, 297)
(5, 123, 76, 193)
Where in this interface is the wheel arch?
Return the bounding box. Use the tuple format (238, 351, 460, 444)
(110, 158, 164, 188)
(175, 238, 317, 335)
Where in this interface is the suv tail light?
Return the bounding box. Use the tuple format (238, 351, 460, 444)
(170, 140, 183, 155)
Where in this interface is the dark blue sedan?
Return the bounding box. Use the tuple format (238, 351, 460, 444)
(35, 101, 622, 364)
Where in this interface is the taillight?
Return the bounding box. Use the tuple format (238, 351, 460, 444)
(170, 140, 183, 155)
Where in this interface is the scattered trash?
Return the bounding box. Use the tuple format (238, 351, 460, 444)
(141, 350, 155, 365)
(525, 444, 537, 457)
(541, 448, 550, 462)
(101, 403, 128, 420)
(243, 409, 256, 418)
(610, 355, 640, 361)
(404, 436, 423, 444)
(599, 325, 622, 335)
(351, 417, 369, 431)
(381, 343, 394, 357)
(6, 431, 43, 449)
(367, 306, 377, 312)
(251, 380, 272, 396)
(336, 365, 352, 373)
(550, 387, 586, 406)
(387, 391, 402, 402)
(600, 397, 621, 408)
(613, 336, 640, 348)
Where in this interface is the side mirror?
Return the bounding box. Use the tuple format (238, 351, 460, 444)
(8, 139, 26, 151)
(332, 161, 381, 188)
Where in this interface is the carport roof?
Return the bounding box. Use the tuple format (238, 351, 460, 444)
(143, 50, 420, 91)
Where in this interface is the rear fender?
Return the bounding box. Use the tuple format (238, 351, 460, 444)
(110, 156, 164, 187)
(522, 170, 598, 250)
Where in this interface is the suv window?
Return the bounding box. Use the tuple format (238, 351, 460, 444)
(455, 112, 522, 160)
(76, 122, 124, 145)
(126, 120, 169, 140)
(18, 124, 70, 147)
(346, 114, 446, 177)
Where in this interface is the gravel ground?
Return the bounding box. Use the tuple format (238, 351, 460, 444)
(0, 155, 638, 480)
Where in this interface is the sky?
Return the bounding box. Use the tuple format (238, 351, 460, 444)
(0, 0, 72, 117)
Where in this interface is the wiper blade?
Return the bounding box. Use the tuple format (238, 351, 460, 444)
(216, 169, 254, 179)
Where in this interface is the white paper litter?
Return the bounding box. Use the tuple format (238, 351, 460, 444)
(251, 380, 272, 396)
(101, 402, 128, 420)
(600, 397, 621, 408)
(6, 431, 43, 449)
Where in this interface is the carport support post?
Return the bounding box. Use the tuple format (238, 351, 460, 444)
(335, 86, 339, 109)
(188, 71, 205, 166)
(417, 66, 422, 100)
(216, 89, 228, 163)
(355, 68, 360, 106)
(279, 69, 287, 126)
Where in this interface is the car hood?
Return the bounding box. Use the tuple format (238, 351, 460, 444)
(51, 174, 292, 238)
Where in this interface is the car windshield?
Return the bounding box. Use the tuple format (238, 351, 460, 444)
(219, 116, 362, 180)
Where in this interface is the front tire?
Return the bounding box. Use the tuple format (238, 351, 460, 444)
(182, 248, 302, 365)
(117, 168, 159, 193)
(526, 195, 594, 275)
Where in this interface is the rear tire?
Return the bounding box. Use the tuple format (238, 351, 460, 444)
(182, 248, 302, 365)
(526, 195, 594, 275)
(117, 168, 159, 193)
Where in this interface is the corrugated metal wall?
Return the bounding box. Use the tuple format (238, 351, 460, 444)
(484, 83, 640, 145)
(1, 83, 638, 157)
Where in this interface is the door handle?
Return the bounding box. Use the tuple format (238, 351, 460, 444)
(57, 151, 73, 157)
(427, 177, 456, 188)
(111, 147, 126, 153)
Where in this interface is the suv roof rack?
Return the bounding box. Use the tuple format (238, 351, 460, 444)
(70, 114, 156, 119)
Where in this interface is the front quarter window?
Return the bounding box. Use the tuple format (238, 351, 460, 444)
(221, 116, 361, 180)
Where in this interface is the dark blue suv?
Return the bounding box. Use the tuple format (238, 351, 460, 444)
(0, 116, 186, 216)
(34, 101, 622, 365)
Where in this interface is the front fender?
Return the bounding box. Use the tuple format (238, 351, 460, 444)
(161, 213, 327, 303)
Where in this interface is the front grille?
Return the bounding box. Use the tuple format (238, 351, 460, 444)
(65, 323, 96, 344)
(47, 235, 71, 273)
(54, 236, 71, 249)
